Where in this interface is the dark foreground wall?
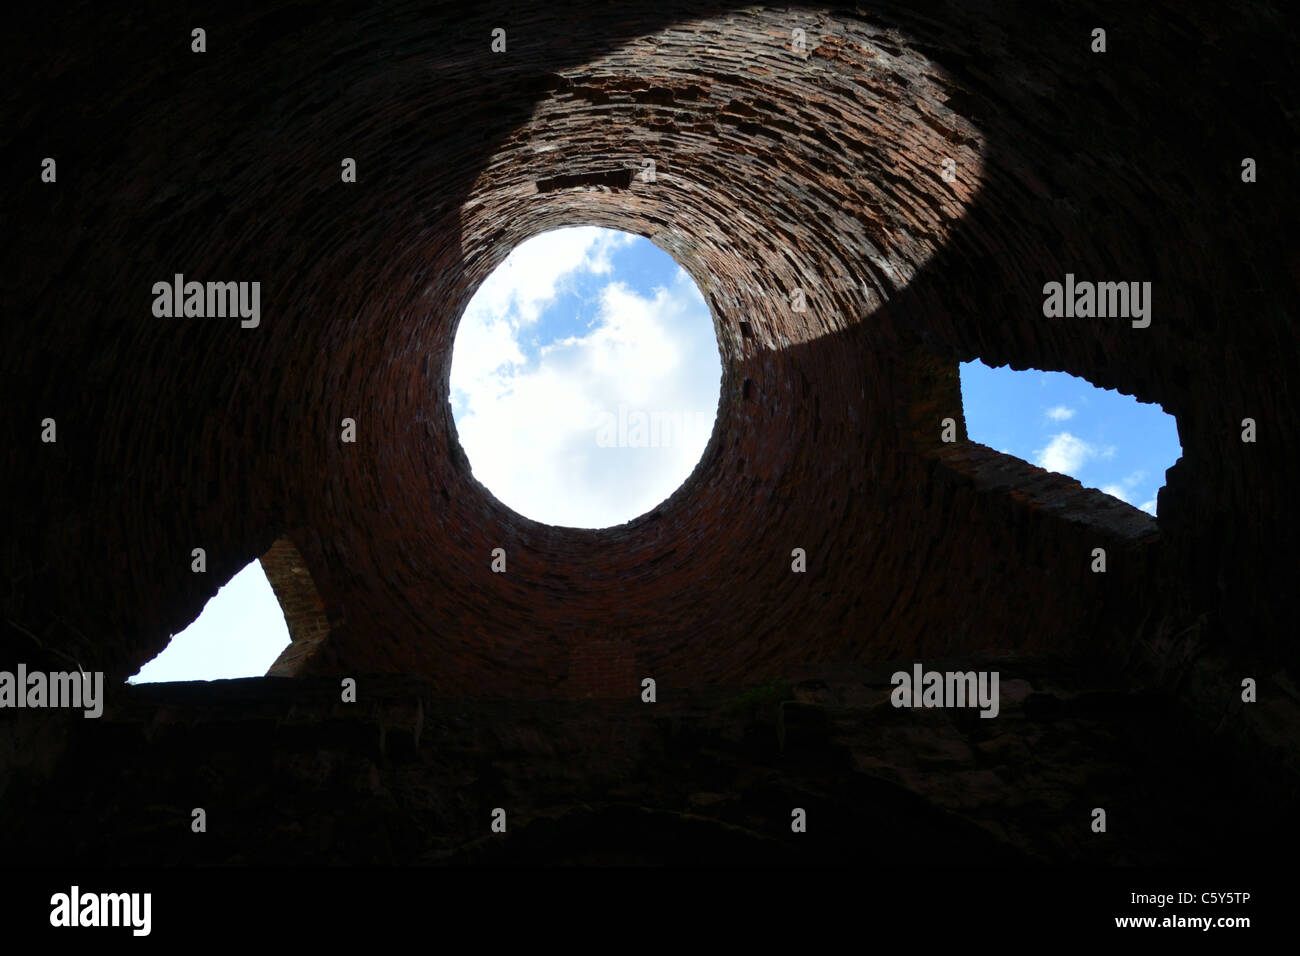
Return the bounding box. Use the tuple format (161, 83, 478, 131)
(2, 662, 1295, 865)
(1, 0, 1296, 868)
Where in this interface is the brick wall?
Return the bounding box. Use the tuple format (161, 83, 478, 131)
(259, 537, 333, 677)
(565, 637, 639, 700)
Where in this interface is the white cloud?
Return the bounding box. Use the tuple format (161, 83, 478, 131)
(451, 228, 633, 416)
(450, 231, 721, 528)
(1045, 405, 1075, 422)
(1101, 484, 1129, 503)
(1034, 432, 1096, 474)
(1100, 470, 1159, 515)
(461, 227, 634, 329)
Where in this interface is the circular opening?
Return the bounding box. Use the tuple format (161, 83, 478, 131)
(449, 226, 722, 528)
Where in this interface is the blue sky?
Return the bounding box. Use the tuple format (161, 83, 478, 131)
(133, 229, 1181, 682)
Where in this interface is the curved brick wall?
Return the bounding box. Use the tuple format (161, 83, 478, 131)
(2, 1, 1294, 714)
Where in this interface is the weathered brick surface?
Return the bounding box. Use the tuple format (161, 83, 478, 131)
(565, 637, 640, 700)
(0, 0, 1294, 741)
(259, 536, 333, 676)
